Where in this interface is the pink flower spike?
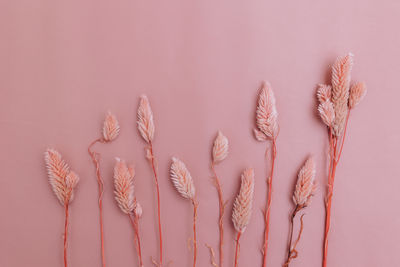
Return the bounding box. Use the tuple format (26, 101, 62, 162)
(331, 53, 354, 136)
(137, 95, 155, 143)
(256, 81, 279, 139)
(349, 82, 367, 109)
(44, 148, 79, 205)
(317, 84, 332, 104)
(212, 131, 229, 164)
(103, 111, 120, 142)
(170, 157, 196, 200)
(293, 157, 316, 208)
(113, 158, 136, 214)
(232, 168, 255, 234)
(318, 101, 335, 127)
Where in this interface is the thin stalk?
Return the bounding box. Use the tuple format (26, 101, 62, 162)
(148, 142, 163, 266)
(234, 232, 242, 267)
(286, 205, 299, 261)
(88, 138, 106, 267)
(64, 204, 69, 267)
(192, 199, 198, 267)
(262, 139, 277, 267)
(211, 163, 225, 267)
(129, 215, 144, 267)
(322, 113, 350, 267)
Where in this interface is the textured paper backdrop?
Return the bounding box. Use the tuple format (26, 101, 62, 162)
(1, 1, 400, 266)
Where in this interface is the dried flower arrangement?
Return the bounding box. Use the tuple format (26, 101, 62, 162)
(88, 111, 120, 267)
(316, 53, 367, 267)
(232, 168, 255, 267)
(44, 149, 80, 267)
(137, 95, 164, 266)
(253, 81, 279, 267)
(284, 157, 316, 266)
(170, 157, 198, 267)
(208, 131, 229, 267)
(113, 158, 144, 267)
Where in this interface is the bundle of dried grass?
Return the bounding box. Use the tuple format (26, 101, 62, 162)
(253, 81, 279, 267)
(170, 157, 198, 267)
(317, 53, 367, 267)
(44, 149, 79, 267)
(88, 111, 120, 267)
(137, 95, 164, 266)
(232, 168, 254, 267)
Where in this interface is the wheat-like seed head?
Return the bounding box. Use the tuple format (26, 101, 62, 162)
(331, 53, 353, 136)
(212, 131, 229, 164)
(349, 82, 367, 109)
(318, 100, 335, 127)
(137, 95, 155, 143)
(44, 149, 79, 205)
(170, 157, 196, 200)
(232, 168, 254, 234)
(103, 111, 120, 142)
(293, 157, 316, 208)
(317, 84, 332, 104)
(255, 81, 278, 140)
(114, 158, 136, 214)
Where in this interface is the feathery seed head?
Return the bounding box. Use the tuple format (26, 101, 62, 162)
(212, 131, 229, 164)
(293, 157, 316, 208)
(232, 168, 255, 234)
(170, 157, 196, 200)
(103, 111, 120, 142)
(318, 100, 335, 127)
(137, 95, 155, 143)
(317, 84, 332, 104)
(113, 158, 136, 214)
(44, 148, 78, 205)
(331, 53, 354, 136)
(349, 82, 367, 109)
(255, 81, 279, 139)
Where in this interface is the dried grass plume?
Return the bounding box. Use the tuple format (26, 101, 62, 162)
(293, 157, 316, 208)
(317, 84, 332, 104)
(212, 131, 229, 164)
(331, 53, 353, 136)
(137, 95, 155, 143)
(103, 111, 120, 142)
(349, 82, 367, 109)
(232, 168, 255, 233)
(318, 101, 335, 127)
(113, 158, 135, 214)
(45, 149, 79, 205)
(255, 81, 278, 140)
(170, 157, 196, 200)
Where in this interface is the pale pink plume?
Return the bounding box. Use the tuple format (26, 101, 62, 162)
(331, 53, 354, 136)
(212, 131, 229, 164)
(317, 84, 332, 104)
(293, 157, 316, 208)
(44, 149, 79, 205)
(135, 202, 143, 218)
(113, 158, 136, 214)
(232, 168, 255, 234)
(255, 81, 279, 140)
(103, 111, 120, 142)
(137, 95, 155, 143)
(349, 82, 367, 109)
(318, 101, 335, 127)
(170, 157, 196, 200)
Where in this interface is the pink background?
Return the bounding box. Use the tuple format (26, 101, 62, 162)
(1, 1, 399, 266)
